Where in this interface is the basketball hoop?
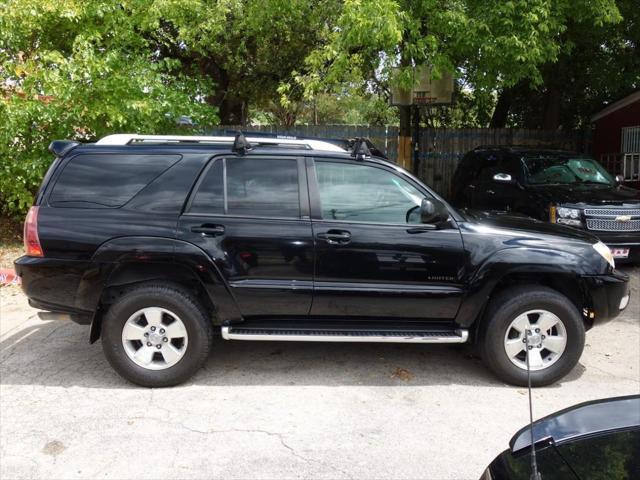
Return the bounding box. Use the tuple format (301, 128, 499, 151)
(390, 65, 454, 175)
(390, 66, 454, 106)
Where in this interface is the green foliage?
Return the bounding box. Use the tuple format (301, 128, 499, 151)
(0, 0, 218, 219)
(0, 0, 634, 219)
(299, 0, 622, 119)
(499, 0, 639, 128)
(144, 0, 340, 124)
(255, 91, 397, 126)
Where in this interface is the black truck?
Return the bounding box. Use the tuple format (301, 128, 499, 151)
(15, 134, 630, 387)
(451, 146, 640, 263)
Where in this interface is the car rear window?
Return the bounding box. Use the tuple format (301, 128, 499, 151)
(49, 154, 181, 208)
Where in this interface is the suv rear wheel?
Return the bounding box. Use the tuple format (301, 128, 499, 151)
(101, 283, 213, 387)
(479, 286, 585, 387)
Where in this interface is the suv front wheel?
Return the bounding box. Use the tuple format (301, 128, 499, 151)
(101, 283, 213, 387)
(479, 286, 585, 387)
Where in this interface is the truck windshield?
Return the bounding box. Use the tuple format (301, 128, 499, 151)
(523, 156, 615, 186)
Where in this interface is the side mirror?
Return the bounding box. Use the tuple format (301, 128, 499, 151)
(420, 198, 449, 225)
(615, 174, 624, 184)
(492, 172, 514, 183)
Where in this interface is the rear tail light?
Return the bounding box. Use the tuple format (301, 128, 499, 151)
(24, 206, 44, 257)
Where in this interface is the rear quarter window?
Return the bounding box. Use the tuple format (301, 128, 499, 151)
(49, 154, 181, 208)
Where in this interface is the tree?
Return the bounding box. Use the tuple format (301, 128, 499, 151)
(299, 0, 622, 153)
(491, 0, 639, 129)
(0, 0, 219, 218)
(146, 0, 340, 124)
(256, 90, 397, 126)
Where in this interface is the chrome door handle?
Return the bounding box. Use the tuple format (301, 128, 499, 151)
(317, 230, 351, 244)
(191, 224, 225, 236)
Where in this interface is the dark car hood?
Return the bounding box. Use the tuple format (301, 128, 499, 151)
(510, 395, 640, 452)
(458, 208, 597, 243)
(526, 183, 640, 207)
(486, 396, 640, 480)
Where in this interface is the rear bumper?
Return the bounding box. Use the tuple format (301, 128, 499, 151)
(14, 255, 95, 323)
(582, 270, 630, 325)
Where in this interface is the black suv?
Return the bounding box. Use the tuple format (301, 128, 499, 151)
(450, 146, 640, 263)
(15, 135, 630, 387)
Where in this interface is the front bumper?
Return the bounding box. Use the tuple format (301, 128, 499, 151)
(582, 270, 630, 325)
(591, 231, 640, 263)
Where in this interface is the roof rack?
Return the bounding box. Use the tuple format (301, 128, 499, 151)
(222, 130, 388, 159)
(351, 137, 372, 160)
(232, 132, 252, 155)
(96, 134, 346, 152)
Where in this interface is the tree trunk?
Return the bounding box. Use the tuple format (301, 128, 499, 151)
(542, 87, 561, 130)
(490, 88, 513, 128)
(217, 96, 244, 125)
(201, 61, 245, 125)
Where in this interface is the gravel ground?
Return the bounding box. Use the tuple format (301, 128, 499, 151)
(1, 267, 638, 480)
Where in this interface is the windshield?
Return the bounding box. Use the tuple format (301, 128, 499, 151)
(523, 156, 614, 186)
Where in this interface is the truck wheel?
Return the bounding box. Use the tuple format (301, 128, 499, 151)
(479, 286, 585, 387)
(101, 283, 213, 387)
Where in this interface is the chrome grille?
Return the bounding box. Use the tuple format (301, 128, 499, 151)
(586, 218, 640, 232)
(584, 208, 640, 217)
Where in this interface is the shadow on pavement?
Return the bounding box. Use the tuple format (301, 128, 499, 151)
(0, 318, 586, 389)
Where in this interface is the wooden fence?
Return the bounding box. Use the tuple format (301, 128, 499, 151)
(208, 125, 591, 198)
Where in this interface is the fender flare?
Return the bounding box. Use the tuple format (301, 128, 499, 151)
(456, 247, 592, 329)
(84, 236, 241, 342)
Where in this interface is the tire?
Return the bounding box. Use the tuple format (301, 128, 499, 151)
(101, 283, 214, 387)
(479, 286, 585, 387)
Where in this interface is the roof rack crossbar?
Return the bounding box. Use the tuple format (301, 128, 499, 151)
(95, 134, 346, 152)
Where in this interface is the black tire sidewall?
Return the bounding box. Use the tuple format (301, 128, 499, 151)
(481, 287, 585, 387)
(101, 284, 212, 387)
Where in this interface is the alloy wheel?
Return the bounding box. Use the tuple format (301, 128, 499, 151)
(503, 309, 568, 371)
(121, 307, 189, 370)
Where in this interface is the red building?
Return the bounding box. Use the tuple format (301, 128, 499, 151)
(591, 90, 640, 189)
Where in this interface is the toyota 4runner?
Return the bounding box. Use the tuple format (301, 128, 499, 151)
(15, 134, 630, 387)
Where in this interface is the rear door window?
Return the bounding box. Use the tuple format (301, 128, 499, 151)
(189, 157, 300, 218)
(50, 154, 181, 208)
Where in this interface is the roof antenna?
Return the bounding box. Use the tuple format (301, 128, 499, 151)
(232, 132, 252, 155)
(351, 137, 372, 161)
(525, 331, 542, 480)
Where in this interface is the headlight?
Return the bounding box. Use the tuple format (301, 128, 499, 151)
(593, 241, 615, 269)
(554, 206, 582, 226)
(557, 207, 581, 219)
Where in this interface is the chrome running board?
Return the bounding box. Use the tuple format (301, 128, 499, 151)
(221, 326, 468, 344)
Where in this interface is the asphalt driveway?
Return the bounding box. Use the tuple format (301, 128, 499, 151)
(1, 267, 638, 479)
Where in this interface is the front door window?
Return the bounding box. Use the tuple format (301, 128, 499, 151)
(315, 162, 423, 224)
